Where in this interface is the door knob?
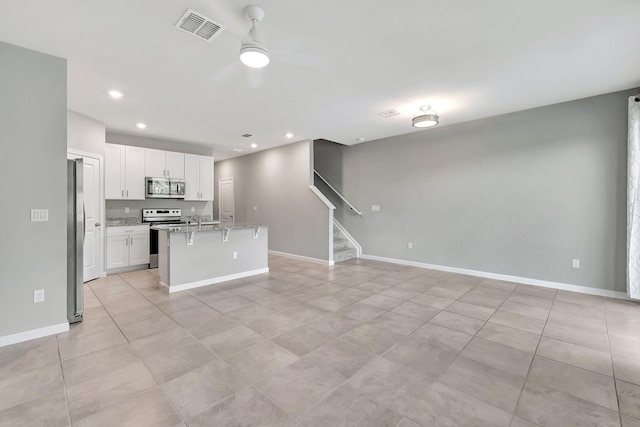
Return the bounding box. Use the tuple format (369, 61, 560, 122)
(95, 222, 102, 227)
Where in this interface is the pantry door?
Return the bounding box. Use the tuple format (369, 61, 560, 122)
(219, 177, 235, 226)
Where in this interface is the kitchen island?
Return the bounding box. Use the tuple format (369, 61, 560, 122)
(154, 222, 270, 292)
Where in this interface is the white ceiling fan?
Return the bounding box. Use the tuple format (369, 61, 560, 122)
(208, 4, 328, 88)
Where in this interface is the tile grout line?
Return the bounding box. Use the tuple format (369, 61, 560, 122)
(602, 299, 623, 426)
(55, 334, 73, 427)
(510, 287, 557, 426)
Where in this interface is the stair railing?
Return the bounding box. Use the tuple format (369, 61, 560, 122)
(314, 170, 363, 215)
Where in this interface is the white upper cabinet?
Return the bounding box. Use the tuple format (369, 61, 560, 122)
(145, 149, 185, 179)
(105, 144, 124, 200)
(184, 154, 214, 201)
(184, 154, 199, 201)
(166, 151, 185, 179)
(145, 149, 166, 177)
(199, 156, 214, 200)
(105, 144, 145, 200)
(125, 146, 146, 199)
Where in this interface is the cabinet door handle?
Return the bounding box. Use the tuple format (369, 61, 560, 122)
(131, 237, 133, 246)
(121, 190, 124, 197)
(125, 237, 129, 246)
(126, 190, 129, 197)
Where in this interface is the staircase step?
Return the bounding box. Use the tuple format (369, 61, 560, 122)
(333, 239, 352, 251)
(334, 247, 357, 263)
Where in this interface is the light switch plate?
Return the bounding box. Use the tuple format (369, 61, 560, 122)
(34, 289, 45, 303)
(233, 251, 238, 259)
(371, 205, 381, 212)
(31, 209, 48, 222)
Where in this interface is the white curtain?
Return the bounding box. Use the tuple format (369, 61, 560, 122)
(628, 95, 640, 299)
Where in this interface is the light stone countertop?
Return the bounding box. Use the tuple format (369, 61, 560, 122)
(151, 221, 271, 233)
(106, 218, 143, 227)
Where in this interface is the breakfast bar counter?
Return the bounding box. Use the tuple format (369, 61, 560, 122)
(154, 222, 270, 292)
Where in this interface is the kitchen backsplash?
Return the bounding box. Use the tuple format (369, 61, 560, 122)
(106, 199, 215, 220)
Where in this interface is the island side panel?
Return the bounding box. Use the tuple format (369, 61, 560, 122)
(168, 227, 268, 290)
(158, 230, 170, 286)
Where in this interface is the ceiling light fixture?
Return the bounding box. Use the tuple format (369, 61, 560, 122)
(136, 122, 147, 129)
(412, 106, 439, 128)
(239, 5, 270, 68)
(285, 133, 293, 138)
(250, 143, 258, 148)
(108, 90, 123, 99)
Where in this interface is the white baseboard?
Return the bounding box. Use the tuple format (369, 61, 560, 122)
(167, 268, 270, 293)
(360, 253, 628, 300)
(269, 250, 334, 266)
(0, 322, 69, 348)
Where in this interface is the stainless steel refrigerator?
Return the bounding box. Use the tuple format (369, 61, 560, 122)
(67, 158, 84, 324)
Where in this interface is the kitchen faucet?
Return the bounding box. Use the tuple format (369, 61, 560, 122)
(187, 214, 201, 226)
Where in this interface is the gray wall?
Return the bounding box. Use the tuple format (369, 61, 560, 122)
(68, 110, 106, 157)
(0, 42, 68, 337)
(215, 140, 332, 261)
(105, 133, 215, 219)
(316, 89, 637, 292)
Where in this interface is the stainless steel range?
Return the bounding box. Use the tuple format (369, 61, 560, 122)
(143, 208, 183, 268)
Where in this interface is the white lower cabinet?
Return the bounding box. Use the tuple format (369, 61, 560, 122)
(106, 225, 150, 270)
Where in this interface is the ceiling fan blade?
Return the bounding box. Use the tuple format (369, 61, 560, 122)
(210, 61, 240, 82)
(246, 68, 264, 88)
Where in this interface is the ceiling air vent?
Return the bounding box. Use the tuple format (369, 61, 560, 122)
(175, 9, 225, 42)
(241, 134, 253, 138)
(377, 109, 401, 118)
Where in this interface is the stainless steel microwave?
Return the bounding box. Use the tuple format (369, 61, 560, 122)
(146, 177, 185, 199)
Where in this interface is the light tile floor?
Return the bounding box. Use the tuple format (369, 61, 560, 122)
(1, 255, 640, 426)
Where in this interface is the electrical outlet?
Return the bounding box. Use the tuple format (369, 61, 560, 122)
(191, 207, 195, 213)
(371, 205, 381, 212)
(253, 206, 258, 211)
(233, 251, 238, 259)
(572, 259, 580, 269)
(407, 242, 413, 249)
(34, 289, 45, 303)
(124, 207, 130, 214)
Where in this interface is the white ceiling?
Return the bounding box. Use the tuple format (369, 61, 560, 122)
(1, 1, 639, 159)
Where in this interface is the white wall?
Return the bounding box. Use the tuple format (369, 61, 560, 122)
(68, 110, 106, 156)
(0, 42, 68, 340)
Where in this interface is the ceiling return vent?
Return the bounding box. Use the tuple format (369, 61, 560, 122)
(377, 109, 401, 118)
(175, 9, 225, 42)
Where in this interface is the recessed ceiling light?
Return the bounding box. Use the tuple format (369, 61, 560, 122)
(232, 148, 244, 152)
(285, 133, 293, 138)
(108, 90, 123, 99)
(357, 137, 366, 142)
(136, 122, 147, 129)
(250, 143, 258, 148)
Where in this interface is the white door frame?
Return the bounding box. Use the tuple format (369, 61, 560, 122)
(219, 177, 235, 224)
(67, 149, 106, 279)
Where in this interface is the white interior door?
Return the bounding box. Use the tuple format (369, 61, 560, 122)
(219, 177, 234, 225)
(68, 151, 103, 281)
